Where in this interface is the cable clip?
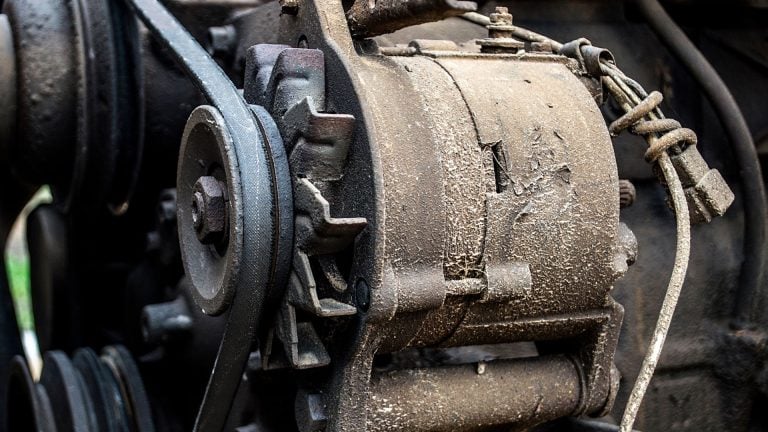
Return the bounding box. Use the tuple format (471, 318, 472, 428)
(559, 38, 615, 78)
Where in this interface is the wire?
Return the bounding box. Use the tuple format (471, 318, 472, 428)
(462, 11, 695, 431)
(632, 0, 767, 326)
(622, 152, 690, 432)
(602, 75, 692, 432)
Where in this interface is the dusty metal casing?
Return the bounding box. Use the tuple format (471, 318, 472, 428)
(264, 1, 633, 430)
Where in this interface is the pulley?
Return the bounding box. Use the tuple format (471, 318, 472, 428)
(6, 346, 154, 432)
(1, 0, 143, 212)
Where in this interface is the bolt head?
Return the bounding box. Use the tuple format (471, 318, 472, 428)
(295, 391, 327, 432)
(157, 189, 178, 224)
(206, 25, 236, 58)
(191, 176, 227, 244)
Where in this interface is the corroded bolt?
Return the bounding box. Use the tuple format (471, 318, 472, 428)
(478, 6, 523, 53)
(191, 176, 227, 244)
(619, 179, 636, 208)
(488, 6, 514, 39)
(490, 6, 513, 26)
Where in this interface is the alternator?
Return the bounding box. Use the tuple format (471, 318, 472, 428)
(172, 1, 636, 430)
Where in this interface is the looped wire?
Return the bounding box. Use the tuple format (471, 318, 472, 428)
(608, 90, 698, 162)
(645, 128, 698, 162)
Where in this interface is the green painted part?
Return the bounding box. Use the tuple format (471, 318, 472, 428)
(7, 256, 33, 330)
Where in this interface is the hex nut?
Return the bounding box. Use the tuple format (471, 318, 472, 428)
(191, 176, 227, 244)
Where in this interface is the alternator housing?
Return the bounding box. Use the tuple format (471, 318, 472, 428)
(234, 1, 637, 430)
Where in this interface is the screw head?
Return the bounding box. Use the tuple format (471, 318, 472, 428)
(191, 176, 227, 244)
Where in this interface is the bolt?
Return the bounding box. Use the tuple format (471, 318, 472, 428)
(488, 6, 515, 40)
(295, 390, 327, 432)
(141, 297, 193, 344)
(477, 6, 523, 53)
(157, 189, 177, 225)
(191, 176, 227, 244)
(280, 0, 299, 15)
(206, 25, 237, 59)
(489, 6, 513, 27)
(619, 179, 636, 208)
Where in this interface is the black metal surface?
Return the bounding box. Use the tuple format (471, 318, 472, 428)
(2, 0, 79, 187)
(121, 0, 291, 430)
(26, 204, 71, 353)
(2, 0, 144, 212)
(102, 345, 156, 432)
(0, 14, 15, 158)
(6, 346, 155, 432)
(177, 106, 245, 316)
